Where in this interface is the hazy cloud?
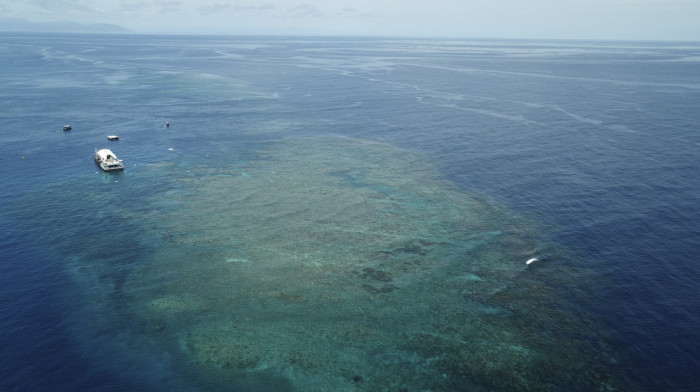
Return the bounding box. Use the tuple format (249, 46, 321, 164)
(233, 2, 275, 11)
(332, 6, 378, 19)
(198, 1, 274, 15)
(29, 0, 94, 13)
(197, 0, 233, 14)
(287, 3, 324, 18)
(5, 0, 700, 39)
(155, 0, 182, 13)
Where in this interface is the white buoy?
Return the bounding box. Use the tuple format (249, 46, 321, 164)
(526, 258, 538, 265)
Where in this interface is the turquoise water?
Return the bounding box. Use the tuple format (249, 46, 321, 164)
(2, 34, 700, 391)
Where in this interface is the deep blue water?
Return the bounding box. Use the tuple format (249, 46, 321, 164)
(1, 33, 700, 391)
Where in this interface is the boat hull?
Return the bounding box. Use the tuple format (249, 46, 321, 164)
(94, 148, 124, 171)
(95, 157, 124, 171)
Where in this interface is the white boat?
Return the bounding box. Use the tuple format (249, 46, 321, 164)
(94, 148, 124, 171)
(107, 135, 119, 140)
(63, 125, 72, 131)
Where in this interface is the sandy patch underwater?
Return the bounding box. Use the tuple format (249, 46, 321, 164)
(12, 136, 635, 391)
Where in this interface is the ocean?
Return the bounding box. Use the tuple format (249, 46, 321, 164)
(1, 33, 699, 391)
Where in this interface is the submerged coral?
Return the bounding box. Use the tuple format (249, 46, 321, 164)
(48, 136, 633, 391)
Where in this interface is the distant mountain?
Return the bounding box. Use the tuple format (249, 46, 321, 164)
(0, 17, 131, 34)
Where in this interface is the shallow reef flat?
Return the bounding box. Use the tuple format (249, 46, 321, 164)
(11, 136, 635, 391)
(116, 136, 633, 391)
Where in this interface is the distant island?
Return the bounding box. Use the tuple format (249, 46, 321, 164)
(0, 17, 131, 34)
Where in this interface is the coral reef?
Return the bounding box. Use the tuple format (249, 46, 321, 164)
(186, 333, 263, 370)
(104, 137, 635, 391)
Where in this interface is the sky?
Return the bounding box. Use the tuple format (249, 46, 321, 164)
(3, 0, 700, 40)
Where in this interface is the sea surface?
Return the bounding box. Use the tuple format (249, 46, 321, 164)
(1, 33, 699, 391)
